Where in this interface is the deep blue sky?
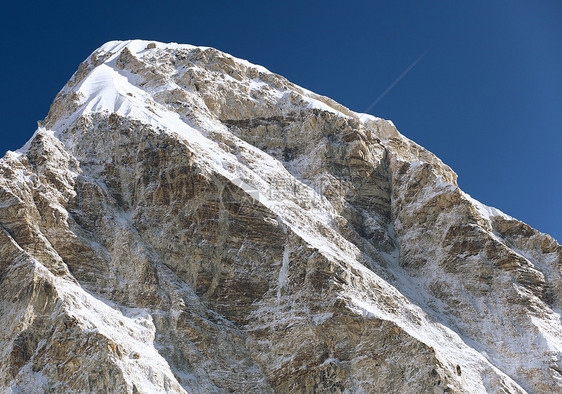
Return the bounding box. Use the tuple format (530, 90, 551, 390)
(1, 1, 560, 240)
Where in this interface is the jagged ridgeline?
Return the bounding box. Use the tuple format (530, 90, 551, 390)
(0, 40, 560, 393)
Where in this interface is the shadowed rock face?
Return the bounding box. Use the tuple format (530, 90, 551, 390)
(0, 40, 560, 393)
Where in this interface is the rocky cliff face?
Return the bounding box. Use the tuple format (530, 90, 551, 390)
(0, 40, 560, 393)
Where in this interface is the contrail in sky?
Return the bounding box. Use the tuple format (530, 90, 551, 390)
(363, 52, 427, 113)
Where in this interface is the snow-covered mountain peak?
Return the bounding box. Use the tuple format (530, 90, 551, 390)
(1, 40, 560, 393)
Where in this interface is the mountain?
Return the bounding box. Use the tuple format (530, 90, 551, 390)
(0, 40, 560, 393)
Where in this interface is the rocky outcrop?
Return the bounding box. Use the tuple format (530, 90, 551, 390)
(0, 40, 560, 393)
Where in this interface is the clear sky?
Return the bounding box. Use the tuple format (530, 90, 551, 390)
(1, 1, 560, 240)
